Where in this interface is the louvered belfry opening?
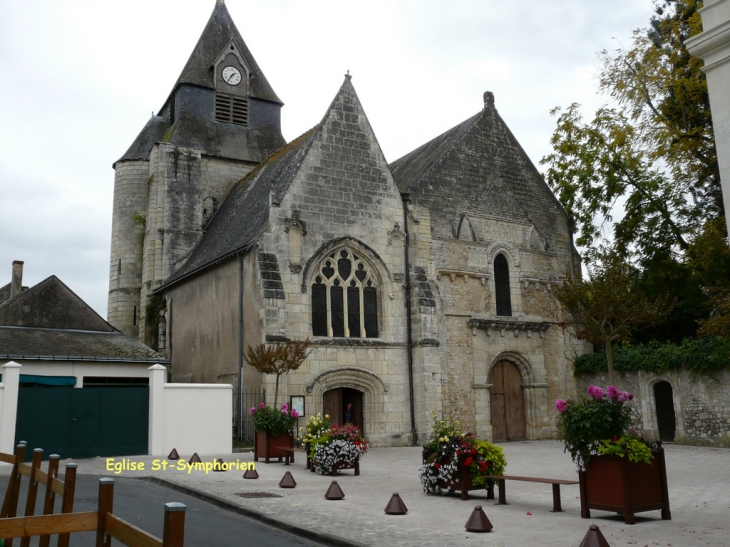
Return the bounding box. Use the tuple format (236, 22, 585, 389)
(215, 93, 249, 126)
(494, 253, 512, 316)
(311, 250, 378, 338)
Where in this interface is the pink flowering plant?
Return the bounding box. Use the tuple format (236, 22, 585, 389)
(250, 402, 298, 436)
(555, 385, 641, 468)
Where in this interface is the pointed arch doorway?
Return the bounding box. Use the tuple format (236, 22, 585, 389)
(323, 388, 363, 434)
(489, 360, 526, 442)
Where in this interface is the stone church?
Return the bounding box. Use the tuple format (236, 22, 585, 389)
(107, 0, 586, 446)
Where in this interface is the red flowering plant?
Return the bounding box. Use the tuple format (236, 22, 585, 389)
(418, 411, 506, 494)
(555, 384, 650, 469)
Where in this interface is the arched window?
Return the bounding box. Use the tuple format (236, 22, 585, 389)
(311, 249, 378, 338)
(494, 254, 512, 316)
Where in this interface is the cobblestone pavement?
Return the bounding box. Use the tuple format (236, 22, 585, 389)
(4, 441, 728, 547)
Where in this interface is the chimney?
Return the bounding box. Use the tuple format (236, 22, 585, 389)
(10, 261, 23, 299)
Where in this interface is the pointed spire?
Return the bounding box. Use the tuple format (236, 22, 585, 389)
(172, 2, 282, 104)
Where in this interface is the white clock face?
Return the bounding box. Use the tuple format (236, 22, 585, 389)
(222, 66, 242, 85)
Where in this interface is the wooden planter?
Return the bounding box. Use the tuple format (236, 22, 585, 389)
(423, 447, 494, 501)
(254, 431, 293, 463)
(579, 442, 671, 524)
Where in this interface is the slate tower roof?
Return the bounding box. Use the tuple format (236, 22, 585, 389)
(115, 1, 285, 166)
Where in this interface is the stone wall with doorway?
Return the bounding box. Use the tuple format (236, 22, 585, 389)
(576, 370, 730, 447)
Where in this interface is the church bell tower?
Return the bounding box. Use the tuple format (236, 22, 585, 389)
(107, 0, 285, 345)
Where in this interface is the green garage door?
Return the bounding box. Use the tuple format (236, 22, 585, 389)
(15, 386, 149, 460)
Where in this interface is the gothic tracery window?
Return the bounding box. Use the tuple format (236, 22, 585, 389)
(494, 253, 512, 316)
(311, 249, 378, 338)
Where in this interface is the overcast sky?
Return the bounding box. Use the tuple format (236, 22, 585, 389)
(0, 0, 654, 319)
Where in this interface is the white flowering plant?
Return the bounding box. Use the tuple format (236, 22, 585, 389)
(310, 424, 368, 475)
(419, 411, 506, 494)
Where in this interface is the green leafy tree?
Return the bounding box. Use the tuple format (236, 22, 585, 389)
(541, 0, 718, 257)
(553, 249, 671, 383)
(245, 339, 312, 407)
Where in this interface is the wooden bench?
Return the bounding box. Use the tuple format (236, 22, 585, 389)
(277, 447, 306, 466)
(483, 475, 579, 512)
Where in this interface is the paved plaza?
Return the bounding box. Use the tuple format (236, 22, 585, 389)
(5, 441, 728, 546)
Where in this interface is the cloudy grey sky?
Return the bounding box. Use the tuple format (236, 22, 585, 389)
(0, 0, 653, 318)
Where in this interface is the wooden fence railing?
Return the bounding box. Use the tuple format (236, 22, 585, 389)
(0, 444, 186, 547)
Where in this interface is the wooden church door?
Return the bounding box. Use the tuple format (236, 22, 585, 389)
(489, 360, 526, 442)
(323, 389, 342, 426)
(323, 388, 364, 434)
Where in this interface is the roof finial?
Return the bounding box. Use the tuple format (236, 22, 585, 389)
(217, 0, 225, 4)
(483, 91, 495, 109)
(345, 70, 351, 81)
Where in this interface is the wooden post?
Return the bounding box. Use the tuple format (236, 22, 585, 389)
(38, 454, 60, 547)
(3, 443, 27, 547)
(56, 463, 78, 547)
(497, 478, 507, 505)
(95, 479, 114, 547)
(19, 448, 43, 547)
(162, 502, 186, 547)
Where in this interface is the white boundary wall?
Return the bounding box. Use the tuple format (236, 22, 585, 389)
(148, 365, 232, 456)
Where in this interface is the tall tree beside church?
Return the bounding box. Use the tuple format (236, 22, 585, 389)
(245, 340, 312, 408)
(554, 249, 671, 383)
(541, 0, 718, 257)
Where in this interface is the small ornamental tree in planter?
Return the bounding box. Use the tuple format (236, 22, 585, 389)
(245, 339, 312, 407)
(418, 412, 506, 500)
(250, 403, 299, 463)
(555, 385, 671, 524)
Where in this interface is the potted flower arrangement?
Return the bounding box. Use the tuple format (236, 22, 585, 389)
(250, 402, 299, 463)
(555, 385, 671, 524)
(309, 423, 368, 476)
(299, 412, 332, 470)
(418, 411, 506, 501)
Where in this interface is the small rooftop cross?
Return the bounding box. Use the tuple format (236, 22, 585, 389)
(345, 70, 351, 81)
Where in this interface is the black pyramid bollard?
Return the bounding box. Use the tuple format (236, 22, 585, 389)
(167, 448, 180, 460)
(465, 505, 493, 533)
(188, 453, 202, 464)
(579, 524, 611, 547)
(279, 471, 297, 488)
(325, 481, 345, 500)
(213, 458, 226, 472)
(243, 468, 259, 479)
(384, 493, 408, 514)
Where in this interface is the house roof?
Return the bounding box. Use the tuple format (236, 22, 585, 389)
(0, 276, 115, 331)
(0, 283, 27, 306)
(0, 326, 164, 362)
(159, 127, 318, 288)
(171, 2, 281, 105)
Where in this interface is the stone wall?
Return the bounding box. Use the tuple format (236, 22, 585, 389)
(576, 370, 730, 446)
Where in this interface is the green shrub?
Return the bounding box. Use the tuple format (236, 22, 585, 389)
(574, 336, 730, 375)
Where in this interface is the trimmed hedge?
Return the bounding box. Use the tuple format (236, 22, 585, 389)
(574, 336, 730, 375)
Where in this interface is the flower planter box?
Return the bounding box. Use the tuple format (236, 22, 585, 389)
(446, 463, 495, 501)
(331, 458, 360, 476)
(254, 431, 293, 463)
(579, 442, 671, 524)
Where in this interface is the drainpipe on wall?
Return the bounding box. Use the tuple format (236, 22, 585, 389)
(237, 252, 245, 440)
(401, 193, 417, 446)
